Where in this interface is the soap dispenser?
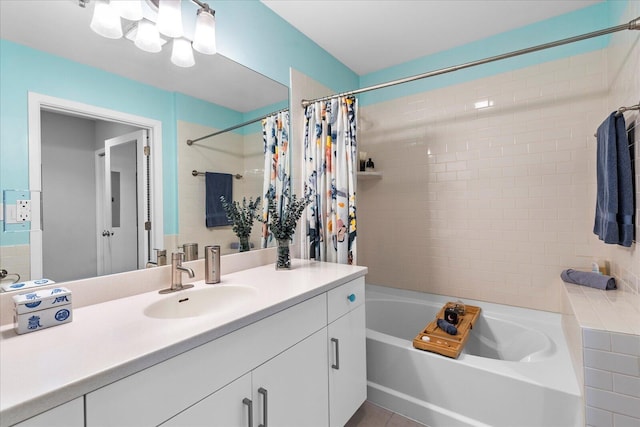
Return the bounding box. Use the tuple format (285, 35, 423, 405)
(205, 245, 221, 284)
(365, 158, 375, 171)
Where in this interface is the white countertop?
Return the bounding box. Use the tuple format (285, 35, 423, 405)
(0, 260, 367, 426)
(562, 281, 640, 335)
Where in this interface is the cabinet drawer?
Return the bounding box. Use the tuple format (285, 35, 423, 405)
(86, 294, 326, 427)
(327, 277, 364, 324)
(13, 398, 84, 427)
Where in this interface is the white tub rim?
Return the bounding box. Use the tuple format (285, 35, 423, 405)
(365, 283, 582, 398)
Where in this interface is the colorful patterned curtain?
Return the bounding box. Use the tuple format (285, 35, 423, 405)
(303, 96, 358, 264)
(261, 110, 290, 248)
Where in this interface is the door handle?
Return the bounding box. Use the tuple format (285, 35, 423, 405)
(242, 398, 253, 427)
(258, 387, 268, 427)
(331, 337, 340, 370)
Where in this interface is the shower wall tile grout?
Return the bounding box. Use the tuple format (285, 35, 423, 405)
(358, 18, 638, 314)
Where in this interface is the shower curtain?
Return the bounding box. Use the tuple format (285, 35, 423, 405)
(261, 110, 290, 248)
(303, 96, 358, 265)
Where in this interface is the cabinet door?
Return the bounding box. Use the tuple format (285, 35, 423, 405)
(328, 304, 367, 427)
(160, 373, 252, 427)
(14, 397, 84, 427)
(252, 329, 329, 427)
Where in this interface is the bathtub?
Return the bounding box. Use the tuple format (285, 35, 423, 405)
(365, 285, 582, 427)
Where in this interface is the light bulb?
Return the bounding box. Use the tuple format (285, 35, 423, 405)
(134, 19, 162, 53)
(156, 0, 183, 38)
(171, 38, 195, 67)
(90, 0, 123, 39)
(110, 0, 143, 21)
(192, 8, 216, 55)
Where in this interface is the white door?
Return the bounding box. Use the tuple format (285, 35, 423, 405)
(97, 130, 147, 275)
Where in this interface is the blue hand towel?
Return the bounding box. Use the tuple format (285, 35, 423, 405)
(437, 318, 458, 335)
(205, 172, 233, 227)
(593, 112, 634, 247)
(560, 269, 616, 290)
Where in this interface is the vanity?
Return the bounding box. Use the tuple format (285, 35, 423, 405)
(0, 259, 368, 427)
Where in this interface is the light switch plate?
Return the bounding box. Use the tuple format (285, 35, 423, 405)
(4, 204, 17, 223)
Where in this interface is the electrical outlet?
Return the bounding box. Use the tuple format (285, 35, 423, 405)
(16, 200, 31, 222)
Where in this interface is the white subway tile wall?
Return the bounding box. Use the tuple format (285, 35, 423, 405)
(358, 40, 639, 314)
(359, 48, 609, 312)
(584, 329, 640, 426)
(0, 244, 30, 282)
(607, 1, 640, 303)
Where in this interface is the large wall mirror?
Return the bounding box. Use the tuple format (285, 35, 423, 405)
(0, 0, 289, 291)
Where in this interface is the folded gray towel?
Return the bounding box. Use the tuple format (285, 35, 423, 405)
(560, 269, 616, 290)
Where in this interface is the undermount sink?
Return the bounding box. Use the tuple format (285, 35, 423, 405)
(144, 285, 258, 319)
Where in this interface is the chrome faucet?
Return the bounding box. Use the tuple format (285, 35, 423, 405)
(159, 252, 195, 294)
(146, 249, 167, 268)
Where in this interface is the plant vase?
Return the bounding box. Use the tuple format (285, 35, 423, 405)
(276, 239, 291, 269)
(238, 235, 250, 252)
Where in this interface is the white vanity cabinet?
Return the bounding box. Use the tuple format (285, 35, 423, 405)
(1, 262, 369, 427)
(161, 329, 328, 427)
(85, 294, 328, 426)
(327, 278, 367, 427)
(160, 373, 253, 427)
(251, 328, 329, 426)
(12, 398, 84, 427)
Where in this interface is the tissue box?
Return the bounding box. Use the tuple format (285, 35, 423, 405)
(2, 278, 55, 293)
(13, 287, 72, 334)
(14, 304, 73, 334)
(13, 287, 72, 314)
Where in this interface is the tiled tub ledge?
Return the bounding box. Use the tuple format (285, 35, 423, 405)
(560, 279, 640, 426)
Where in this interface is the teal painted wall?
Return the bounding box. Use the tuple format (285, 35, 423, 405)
(0, 40, 179, 244)
(211, 0, 358, 93)
(0, 0, 356, 245)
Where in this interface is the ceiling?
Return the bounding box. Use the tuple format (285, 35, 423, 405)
(0, 0, 604, 111)
(262, 0, 604, 75)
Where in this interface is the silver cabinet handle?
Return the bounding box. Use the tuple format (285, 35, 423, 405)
(242, 398, 253, 427)
(331, 337, 340, 370)
(258, 387, 268, 427)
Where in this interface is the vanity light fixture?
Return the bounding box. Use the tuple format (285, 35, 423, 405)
(87, 0, 217, 68)
(130, 19, 164, 53)
(192, 4, 216, 55)
(171, 37, 196, 67)
(156, 0, 183, 38)
(90, 0, 123, 39)
(110, 0, 143, 21)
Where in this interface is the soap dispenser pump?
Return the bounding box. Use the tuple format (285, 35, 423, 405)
(365, 158, 375, 171)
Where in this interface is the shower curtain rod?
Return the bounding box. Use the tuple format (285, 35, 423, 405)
(301, 17, 640, 107)
(186, 107, 289, 146)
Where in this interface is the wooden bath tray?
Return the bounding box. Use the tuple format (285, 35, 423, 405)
(412, 302, 481, 358)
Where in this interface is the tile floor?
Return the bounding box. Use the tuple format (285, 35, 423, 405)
(345, 401, 426, 427)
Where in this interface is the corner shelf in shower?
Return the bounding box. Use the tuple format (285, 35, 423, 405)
(357, 171, 382, 180)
